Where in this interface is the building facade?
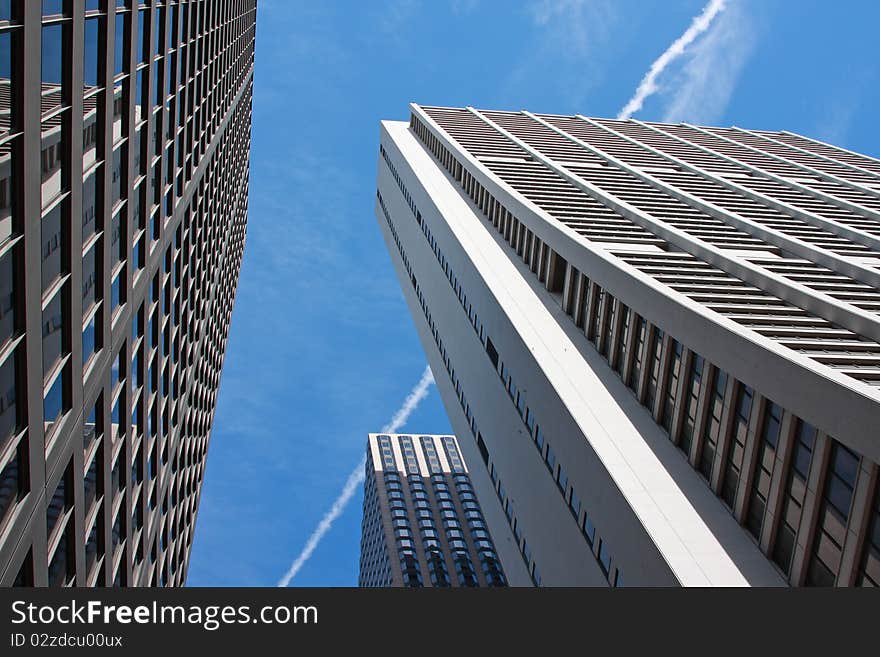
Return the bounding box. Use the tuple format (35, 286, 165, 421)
(359, 433, 507, 587)
(375, 104, 880, 586)
(0, 0, 254, 586)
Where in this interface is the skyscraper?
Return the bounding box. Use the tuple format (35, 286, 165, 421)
(0, 1, 254, 586)
(375, 104, 880, 586)
(359, 433, 507, 587)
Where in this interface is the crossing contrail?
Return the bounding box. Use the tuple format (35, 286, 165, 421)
(277, 365, 435, 586)
(617, 0, 727, 119)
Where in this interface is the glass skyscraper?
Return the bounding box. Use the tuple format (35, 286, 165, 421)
(0, 0, 254, 587)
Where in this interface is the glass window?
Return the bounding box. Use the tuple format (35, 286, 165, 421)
(82, 243, 98, 314)
(82, 311, 98, 366)
(545, 444, 556, 474)
(598, 539, 611, 575)
(582, 513, 596, 545)
(137, 10, 147, 64)
(0, 352, 18, 448)
(643, 328, 664, 412)
(0, 249, 14, 350)
(42, 289, 65, 378)
(82, 170, 98, 242)
(746, 401, 782, 539)
(627, 316, 647, 393)
(857, 481, 880, 587)
(721, 383, 753, 508)
(613, 304, 630, 373)
(699, 368, 727, 480)
(83, 18, 100, 87)
(678, 354, 704, 456)
(41, 203, 63, 294)
(806, 442, 858, 586)
(111, 266, 126, 314)
(43, 366, 66, 432)
(111, 144, 124, 203)
(0, 443, 23, 528)
(114, 10, 126, 75)
(84, 448, 102, 513)
(660, 340, 683, 432)
(46, 465, 71, 540)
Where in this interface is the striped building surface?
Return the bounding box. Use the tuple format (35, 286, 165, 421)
(374, 104, 880, 586)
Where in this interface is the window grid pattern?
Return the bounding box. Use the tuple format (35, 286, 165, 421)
(0, 0, 254, 587)
(359, 433, 507, 588)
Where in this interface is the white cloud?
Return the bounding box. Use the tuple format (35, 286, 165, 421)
(502, 0, 616, 107)
(660, 1, 755, 124)
(528, 0, 616, 56)
(618, 0, 728, 119)
(277, 366, 435, 586)
(812, 96, 859, 148)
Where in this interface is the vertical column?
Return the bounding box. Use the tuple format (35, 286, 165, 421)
(20, 0, 50, 587)
(733, 394, 765, 524)
(708, 373, 736, 495)
(789, 432, 831, 585)
(668, 349, 691, 446)
(633, 323, 654, 407)
(836, 460, 878, 585)
(561, 263, 574, 315)
(686, 358, 711, 468)
(595, 290, 611, 355)
(98, 0, 117, 589)
(607, 298, 624, 371)
(67, 0, 86, 586)
(122, 0, 139, 591)
(619, 308, 638, 392)
(651, 333, 673, 421)
(572, 272, 586, 329)
(759, 410, 796, 554)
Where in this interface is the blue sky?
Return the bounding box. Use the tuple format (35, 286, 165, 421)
(185, 0, 880, 586)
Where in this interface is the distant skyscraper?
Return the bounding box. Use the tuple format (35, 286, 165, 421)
(359, 433, 507, 587)
(375, 104, 880, 586)
(0, 1, 255, 586)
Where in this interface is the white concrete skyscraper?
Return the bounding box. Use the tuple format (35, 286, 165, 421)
(374, 105, 880, 587)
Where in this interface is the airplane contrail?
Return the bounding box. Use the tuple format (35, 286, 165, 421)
(617, 0, 727, 119)
(277, 365, 435, 586)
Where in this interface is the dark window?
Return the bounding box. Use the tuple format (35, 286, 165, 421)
(0, 249, 15, 351)
(599, 294, 615, 357)
(0, 351, 18, 449)
(857, 480, 880, 587)
(627, 316, 647, 394)
(806, 442, 859, 586)
(643, 328, 664, 412)
(613, 304, 629, 373)
(660, 340, 683, 433)
(0, 443, 25, 529)
(485, 337, 498, 369)
(678, 354, 704, 457)
(721, 383, 753, 508)
(746, 401, 782, 540)
(587, 285, 603, 344)
(699, 368, 727, 481)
